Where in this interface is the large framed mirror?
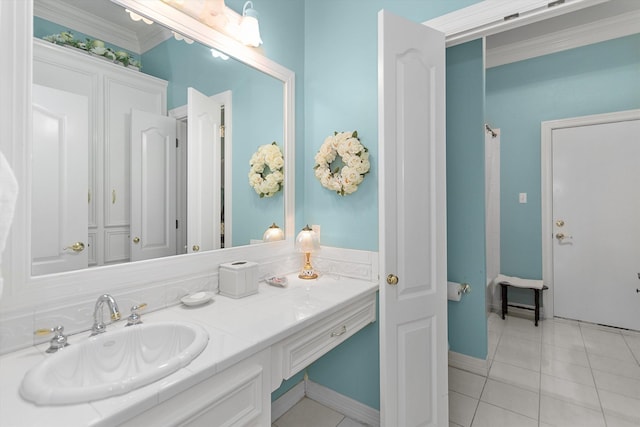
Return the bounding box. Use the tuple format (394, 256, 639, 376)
(1, 0, 294, 308)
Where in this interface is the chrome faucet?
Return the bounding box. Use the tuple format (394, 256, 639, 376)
(90, 294, 121, 336)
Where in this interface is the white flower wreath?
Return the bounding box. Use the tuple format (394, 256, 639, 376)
(314, 131, 370, 196)
(248, 142, 284, 198)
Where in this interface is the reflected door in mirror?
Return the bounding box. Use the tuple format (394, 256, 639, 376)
(32, 84, 89, 275)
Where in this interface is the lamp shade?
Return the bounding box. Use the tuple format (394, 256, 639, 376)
(239, 1, 263, 47)
(263, 223, 284, 242)
(295, 225, 320, 253)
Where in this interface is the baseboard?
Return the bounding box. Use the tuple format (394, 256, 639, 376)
(271, 380, 305, 422)
(448, 350, 489, 377)
(305, 379, 380, 426)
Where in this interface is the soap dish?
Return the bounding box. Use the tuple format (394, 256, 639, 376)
(181, 291, 215, 307)
(265, 276, 288, 288)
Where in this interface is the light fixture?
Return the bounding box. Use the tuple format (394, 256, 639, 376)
(125, 9, 154, 25)
(239, 1, 263, 47)
(210, 48, 229, 60)
(172, 31, 194, 44)
(295, 225, 320, 280)
(262, 223, 284, 242)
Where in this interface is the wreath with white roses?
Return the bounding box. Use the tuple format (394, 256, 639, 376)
(314, 131, 370, 196)
(248, 142, 284, 198)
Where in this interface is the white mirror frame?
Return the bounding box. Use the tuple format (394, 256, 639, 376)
(0, 0, 295, 311)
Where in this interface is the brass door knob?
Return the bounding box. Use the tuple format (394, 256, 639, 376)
(63, 242, 85, 252)
(387, 274, 399, 285)
(192, 245, 200, 252)
(133, 237, 140, 244)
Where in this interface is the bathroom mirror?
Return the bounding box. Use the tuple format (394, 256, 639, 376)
(29, 0, 294, 275)
(0, 0, 294, 304)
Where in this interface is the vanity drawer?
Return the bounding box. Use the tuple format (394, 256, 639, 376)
(281, 294, 376, 379)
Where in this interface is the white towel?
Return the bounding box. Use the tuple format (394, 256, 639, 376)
(494, 274, 544, 290)
(0, 150, 19, 297)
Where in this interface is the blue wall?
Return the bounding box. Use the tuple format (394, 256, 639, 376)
(486, 34, 640, 304)
(446, 39, 487, 359)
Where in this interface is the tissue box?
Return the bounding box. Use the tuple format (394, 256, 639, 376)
(219, 261, 259, 298)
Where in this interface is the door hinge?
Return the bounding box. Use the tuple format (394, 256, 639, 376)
(176, 138, 179, 148)
(176, 220, 179, 229)
(220, 125, 225, 138)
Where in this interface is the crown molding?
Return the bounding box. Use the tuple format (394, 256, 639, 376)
(424, 0, 609, 47)
(486, 10, 640, 68)
(34, 0, 142, 53)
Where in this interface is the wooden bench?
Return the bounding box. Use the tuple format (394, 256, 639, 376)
(500, 282, 549, 326)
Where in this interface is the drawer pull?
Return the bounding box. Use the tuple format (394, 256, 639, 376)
(330, 325, 347, 337)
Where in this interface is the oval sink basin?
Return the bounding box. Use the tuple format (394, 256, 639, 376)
(20, 321, 209, 405)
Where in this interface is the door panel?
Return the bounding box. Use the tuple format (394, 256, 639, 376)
(552, 117, 640, 330)
(31, 84, 88, 275)
(187, 88, 222, 253)
(378, 10, 447, 427)
(130, 109, 177, 262)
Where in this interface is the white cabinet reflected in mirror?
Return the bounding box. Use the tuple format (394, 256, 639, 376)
(31, 0, 288, 276)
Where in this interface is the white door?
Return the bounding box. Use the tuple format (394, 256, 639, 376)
(130, 109, 177, 262)
(378, 10, 447, 427)
(187, 88, 222, 253)
(31, 84, 88, 275)
(552, 114, 640, 330)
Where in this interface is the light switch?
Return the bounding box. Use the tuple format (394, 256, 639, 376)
(519, 193, 527, 204)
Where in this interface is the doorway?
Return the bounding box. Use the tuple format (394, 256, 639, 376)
(542, 109, 640, 330)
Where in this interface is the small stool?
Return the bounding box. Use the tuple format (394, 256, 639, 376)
(500, 282, 549, 326)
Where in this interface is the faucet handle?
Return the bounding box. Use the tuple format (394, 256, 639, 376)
(35, 325, 70, 353)
(125, 303, 147, 326)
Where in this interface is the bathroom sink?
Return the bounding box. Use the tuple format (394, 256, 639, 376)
(20, 321, 209, 405)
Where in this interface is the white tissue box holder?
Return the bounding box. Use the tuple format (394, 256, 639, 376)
(219, 261, 259, 298)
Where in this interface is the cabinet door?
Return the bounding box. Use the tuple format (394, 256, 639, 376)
(103, 75, 166, 228)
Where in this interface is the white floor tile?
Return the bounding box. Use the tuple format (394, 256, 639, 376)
(581, 327, 636, 361)
(274, 398, 344, 427)
(541, 343, 589, 367)
(449, 367, 486, 399)
(480, 379, 539, 419)
(336, 417, 367, 427)
(604, 413, 640, 427)
(599, 389, 640, 425)
(488, 360, 540, 392)
(540, 373, 600, 410)
(471, 402, 537, 427)
(622, 334, 640, 362)
(493, 338, 541, 371)
(539, 394, 606, 427)
(449, 390, 478, 427)
(541, 357, 595, 386)
(588, 354, 640, 380)
(593, 369, 640, 400)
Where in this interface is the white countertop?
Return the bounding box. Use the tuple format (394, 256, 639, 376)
(0, 274, 378, 427)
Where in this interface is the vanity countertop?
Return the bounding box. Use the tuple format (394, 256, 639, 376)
(0, 274, 378, 427)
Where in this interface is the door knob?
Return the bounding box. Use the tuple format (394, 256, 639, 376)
(63, 242, 85, 252)
(192, 245, 200, 252)
(386, 274, 399, 285)
(556, 219, 565, 227)
(132, 237, 140, 244)
(555, 233, 572, 240)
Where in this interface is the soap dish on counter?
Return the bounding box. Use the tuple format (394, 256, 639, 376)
(181, 291, 215, 307)
(265, 276, 288, 288)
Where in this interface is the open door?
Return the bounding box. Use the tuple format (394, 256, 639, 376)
(31, 84, 89, 275)
(187, 87, 222, 253)
(378, 10, 447, 427)
(130, 109, 177, 262)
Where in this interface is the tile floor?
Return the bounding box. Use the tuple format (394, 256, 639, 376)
(273, 312, 640, 427)
(450, 312, 640, 427)
(272, 397, 368, 427)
